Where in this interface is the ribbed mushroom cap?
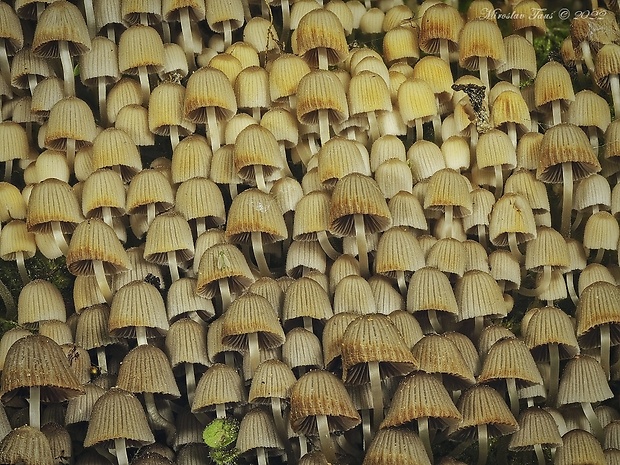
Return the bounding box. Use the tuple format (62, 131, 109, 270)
(236, 407, 285, 457)
(424, 168, 472, 217)
(574, 173, 611, 213)
(407, 266, 458, 317)
(397, 77, 438, 126)
(0, 220, 36, 262)
(382, 26, 420, 66)
(167, 277, 215, 323)
(458, 19, 505, 70)
(576, 281, 620, 349)
(0, 334, 84, 403)
(118, 24, 164, 74)
(221, 292, 285, 351)
(116, 344, 180, 397)
(0, 182, 26, 223)
(388, 190, 428, 233)
(594, 43, 620, 91)
(478, 337, 543, 389)
(44, 97, 96, 151)
(381, 372, 462, 430)
(348, 70, 392, 116)
(295, 9, 348, 68)
(196, 243, 255, 298)
(282, 277, 333, 328)
(109, 280, 169, 339)
(509, 407, 562, 451)
(64, 382, 106, 427)
(191, 363, 246, 413)
(0, 122, 29, 167)
(0, 425, 53, 465)
(317, 137, 370, 188)
(79, 36, 120, 87)
(81, 169, 126, 219)
(412, 333, 476, 390)
(74, 304, 121, 350)
(66, 218, 131, 275)
(205, 0, 244, 33)
(534, 61, 575, 111)
(455, 269, 507, 321)
(374, 226, 424, 279)
(555, 429, 606, 465)
(83, 387, 155, 448)
(148, 80, 195, 137)
(332, 274, 377, 315)
(504, 169, 550, 214)
(557, 355, 613, 406)
(17, 279, 66, 328)
(290, 370, 361, 435)
(165, 318, 209, 369)
(567, 89, 612, 133)
(184, 66, 237, 123)
(233, 124, 284, 184)
(0, 2, 23, 56)
(419, 2, 463, 55)
(329, 173, 391, 237)
(341, 314, 417, 385)
(449, 384, 518, 438)
(523, 306, 579, 361)
(268, 53, 310, 104)
(583, 211, 619, 252)
(225, 188, 287, 243)
(125, 169, 174, 216)
(496, 34, 537, 81)
(171, 134, 212, 183)
(282, 327, 324, 372)
(524, 226, 569, 272)
(249, 359, 297, 403)
(91, 127, 142, 182)
(296, 69, 349, 125)
(489, 193, 536, 247)
(362, 427, 431, 465)
(322, 312, 358, 370)
(143, 210, 194, 265)
(31, 0, 90, 58)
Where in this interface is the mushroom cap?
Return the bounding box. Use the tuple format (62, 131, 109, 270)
(419, 2, 463, 55)
(576, 281, 620, 349)
(83, 387, 155, 448)
(282, 276, 333, 326)
(289, 370, 361, 435)
(116, 344, 181, 397)
(295, 9, 348, 67)
(143, 210, 195, 265)
(458, 19, 506, 71)
(32, 0, 91, 58)
(196, 243, 255, 298)
(489, 193, 537, 247)
(362, 427, 432, 465)
(0, 334, 85, 403)
(522, 306, 580, 362)
(192, 363, 246, 413)
(118, 24, 164, 74)
(225, 188, 288, 244)
(66, 218, 131, 275)
(0, 425, 54, 465)
(478, 337, 543, 388)
(296, 69, 349, 125)
(184, 66, 237, 123)
(554, 429, 606, 465)
(248, 359, 297, 403)
(165, 317, 210, 368)
(17, 279, 66, 328)
(509, 407, 562, 451)
(557, 355, 614, 406)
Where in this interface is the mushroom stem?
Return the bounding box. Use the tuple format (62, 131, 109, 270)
(298, 434, 308, 457)
(59, 40, 75, 96)
(96, 346, 108, 374)
(317, 231, 340, 260)
(147, 202, 156, 228)
(206, 106, 221, 152)
(254, 164, 267, 192)
(493, 165, 503, 199)
(93, 259, 113, 304)
(551, 100, 561, 127)
(508, 232, 523, 260)
(50, 221, 69, 255)
(114, 438, 129, 465)
(97, 77, 108, 128)
(66, 137, 76, 170)
(167, 250, 180, 282)
(223, 20, 233, 48)
(169, 125, 180, 150)
(84, 0, 95, 38)
(588, 126, 599, 155)
(367, 111, 380, 143)
(445, 205, 453, 239)
(594, 248, 605, 263)
(601, 323, 611, 380)
(479, 57, 489, 95)
(477, 423, 488, 465)
(318, 47, 328, 71)
(511, 69, 520, 88)
(477, 224, 488, 250)
(416, 117, 424, 142)
(566, 272, 578, 306)
(138, 65, 150, 106)
(251, 231, 271, 277)
(318, 109, 330, 146)
(369, 360, 384, 432)
(271, 397, 293, 459)
(439, 38, 449, 63)
(354, 213, 369, 278)
(179, 8, 196, 71)
(215, 403, 226, 419)
(281, 0, 291, 45)
(218, 278, 232, 313)
(257, 447, 267, 465)
(534, 443, 545, 465)
(303, 316, 313, 333)
(144, 392, 176, 446)
(136, 325, 148, 346)
(247, 331, 260, 379)
(185, 362, 196, 406)
(0, 42, 10, 89)
(15, 251, 29, 284)
(581, 401, 604, 442)
(519, 264, 552, 297)
(428, 310, 443, 333)
(0, 278, 16, 320)
(29, 385, 41, 430)
(580, 41, 595, 74)
(396, 270, 407, 296)
(316, 414, 337, 464)
(506, 377, 519, 416)
(361, 408, 372, 449)
(561, 162, 573, 237)
(610, 74, 620, 117)
(548, 343, 559, 405)
(419, 417, 433, 463)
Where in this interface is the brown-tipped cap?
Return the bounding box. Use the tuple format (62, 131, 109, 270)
(511, 1, 548, 36)
(381, 372, 462, 430)
(196, 243, 255, 298)
(534, 61, 575, 110)
(116, 344, 181, 397)
(148, 81, 195, 136)
(362, 427, 432, 465)
(109, 280, 169, 339)
(341, 314, 418, 385)
(296, 69, 349, 125)
(143, 210, 194, 264)
(205, 0, 244, 33)
(225, 188, 288, 243)
(296, 9, 348, 67)
(32, 0, 90, 58)
(478, 337, 543, 388)
(567, 90, 611, 133)
(458, 19, 506, 71)
(92, 128, 142, 182)
(290, 370, 361, 434)
(419, 2, 463, 55)
(489, 193, 537, 247)
(75, 304, 121, 350)
(329, 173, 391, 237)
(184, 67, 237, 123)
(449, 384, 518, 438)
(455, 269, 507, 321)
(83, 387, 155, 448)
(118, 24, 164, 74)
(537, 123, 600, 183)
(66, 218, 131, 275)
(233, 124, 284, 184)
(594, 43, 620, 91)
(523, 306, 580, 362)
(576, 281, 620, 349)
(0, 334, 84, 402)
(0, 425, 54, 465)
(496, 34, 537, 81)
(125, 168, 174, 215)
(192, 363, 246, 413)
(221, 292, 285, 351)
(412, 334, 475, 390)
(17, 279, 66, 328)
(26, 178, 84, 233)
(82, 169, 126, 219)
(557, 355, 613, 406)
(424, 168, 472, 217)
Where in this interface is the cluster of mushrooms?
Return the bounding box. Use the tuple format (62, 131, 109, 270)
(2, 0, 620, 464)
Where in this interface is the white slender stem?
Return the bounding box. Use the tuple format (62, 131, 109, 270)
(361, 408, 372, 450)
(507, 377, 519, 416)
(96, 347, 108, 374)
(170, 125, 180, 150)
(16, 251, 29, 284)
(281, 0, 291, 44)
(180, 8, 195, 71)
(601, 323, 611, 380)
(215, 403, 226, 419)
(144, 392, 176, 445)
(494, 165, 503, 199)
(252, 231, 271, 277)
(136, 326, 148, 346)
(0, 42, 10, 88)
(139, 13, 148, 26)
(247, 331, 260, 379)
(318, 109, 330, 146)
(428, 310, 443, 333)
(218, 278, 231, 313)
(562, 162, 573, 237)
(581, 401, 603, 442)
(168, 250, 180, 282)
(354, 214, 369, 278)
(439, 38, 449, 63)
(479, 57, 489, 94)
(146, 202, 155, 228)
(66, 137, 76, 171)
(318, 47, 328, 71)
(29, 386, 40, 430)
(551, 100, 561, 127)
(102, 206, 113, 228)
(93, 259, 113, 304)
(445, 205, 453, 239)
(511, 69, 520, 88)
(257, 447, 267, 465)
(368, 111, 379, 143)
(580, 41, 595, 74)
(51, 221, 69, 255)
(223, 20, 232, 48)
(114, 438, 129, 465)
(303, 316, 313, 333)
(419, 417, 433, 464)
(316, 414, 337, 464)
(207, 106, 221, 152)
(548, 343, 559, 405)
(519, 265, 551, 297)
(508, 232, 523, 261)
(477, 423, 488, 465)
(98, 77, 108, 127)
(185, 363, 196, 406)
(369, 360, 383, 432)
(396, 270, 407, 296)
(416, 118, 424, 141)
(138, 65, 150, 106)
(610, 74, 620, 117)
(255, 164, 267, 192)
(588, 126, 598, 155)
(534, 443, 545, 465)
(317, 231, 340, 260)
(566, 272, 578, 306)
(59, 41, 75, 96)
